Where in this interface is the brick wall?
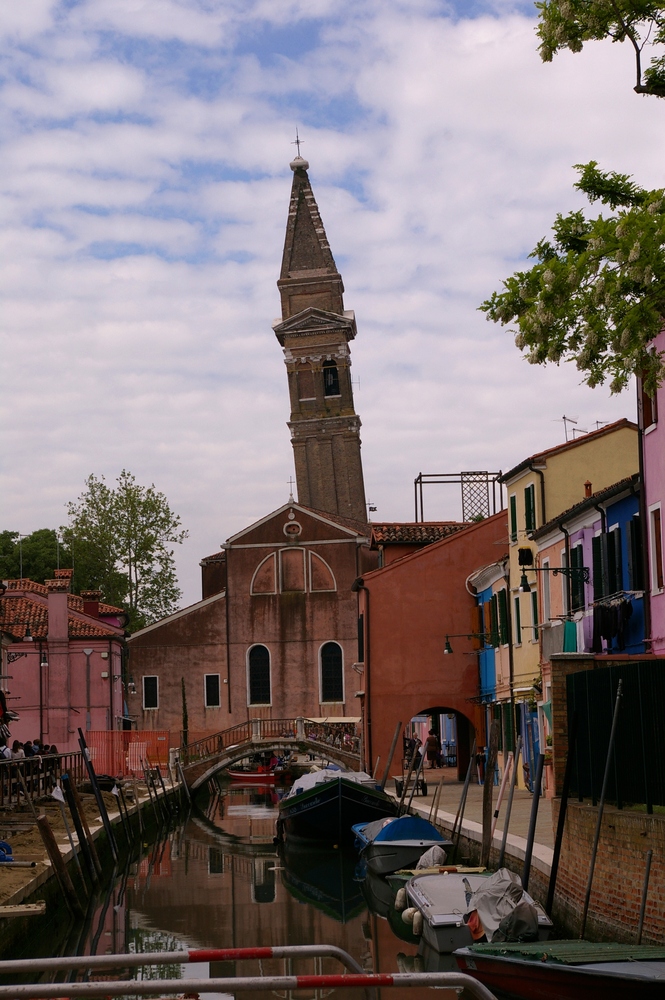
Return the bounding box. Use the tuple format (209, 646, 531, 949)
(552, 798, 664, 942)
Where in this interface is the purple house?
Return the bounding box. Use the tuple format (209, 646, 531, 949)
(639, 329, 665, 655)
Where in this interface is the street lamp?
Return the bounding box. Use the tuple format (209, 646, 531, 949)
(519, 565, 590, 593)
(443, 632, 493, 654)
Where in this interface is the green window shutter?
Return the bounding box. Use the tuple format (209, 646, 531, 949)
(592, 535, 604, 600)
(489, 594, 499, 647)
(509, 495, 518, 542)
(531, 591, 539, 641)
(514, 595, 521, 644)
(571, 544, 585, 611)
(606, 527, 622, 595)
(498, 588, 508, 645)
(524, 484, 536, 532)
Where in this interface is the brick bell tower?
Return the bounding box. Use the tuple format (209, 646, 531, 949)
(273, 154, 368, 526)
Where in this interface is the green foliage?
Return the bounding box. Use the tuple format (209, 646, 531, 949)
(536, 1, 665, 96)
(480, 162, 665, 395)
(63, 470, 188, 631)
(0, 529, 72, 583)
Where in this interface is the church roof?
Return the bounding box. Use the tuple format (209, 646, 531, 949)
(371, 522, 469, 545)
(280, 159, 339, 279)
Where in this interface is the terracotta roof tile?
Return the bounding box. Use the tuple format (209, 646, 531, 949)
(200, 551, 226, 564)
(371, 522, 469, 545)
(0, 594, 122, 640)
(3, 579, 123, 616)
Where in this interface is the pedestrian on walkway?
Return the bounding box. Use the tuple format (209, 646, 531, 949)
(425, 730, 441, 769)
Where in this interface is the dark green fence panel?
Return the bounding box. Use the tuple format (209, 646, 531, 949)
(567, 661, 665, 811)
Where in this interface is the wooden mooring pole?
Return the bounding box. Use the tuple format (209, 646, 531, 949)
(36, 814, 84, 918)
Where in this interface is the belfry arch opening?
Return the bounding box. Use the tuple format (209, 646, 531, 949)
(406, 707, 475, 781)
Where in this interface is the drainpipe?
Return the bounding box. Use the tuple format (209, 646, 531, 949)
(528, 463, 546, 526)
(592, 501, 607, 535)
(225, 586, 231, 714)
(108, 639, 114, 731)
(351, 577, 371, 769)
(83, 648, 93, 731)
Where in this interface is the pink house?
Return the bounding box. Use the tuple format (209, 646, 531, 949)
(0, 571, 127, 752)
(639, 329, 665, 654)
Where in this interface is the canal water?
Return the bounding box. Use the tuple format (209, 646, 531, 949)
(0, 781, 461, 1000)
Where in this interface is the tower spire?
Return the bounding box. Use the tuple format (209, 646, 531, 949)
(273, 157, 368, 525)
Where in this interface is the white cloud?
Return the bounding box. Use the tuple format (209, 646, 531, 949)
(1, 2, 656, 605)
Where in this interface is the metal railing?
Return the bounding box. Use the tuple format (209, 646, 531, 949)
(0, 946, 497, 1000)
(179, 718, 361, 766)
(0, 752, 86, 808)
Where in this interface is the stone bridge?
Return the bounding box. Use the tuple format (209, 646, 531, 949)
(176, 717, 362, 791)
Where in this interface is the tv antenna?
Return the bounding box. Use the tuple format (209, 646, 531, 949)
(555, 415, 578, 442)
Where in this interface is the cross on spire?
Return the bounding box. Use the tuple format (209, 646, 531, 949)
(291, 128, 303, 157)
(287, 476, 296, 502)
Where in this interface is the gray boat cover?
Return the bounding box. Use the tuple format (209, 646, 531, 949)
(416, 845, 448, 868)
(492, 899, 539, 943)
(467, 868, 538, 942)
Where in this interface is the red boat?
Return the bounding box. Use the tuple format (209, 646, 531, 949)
(228, 768, 277, 784)
(454, 940, 665, 1000)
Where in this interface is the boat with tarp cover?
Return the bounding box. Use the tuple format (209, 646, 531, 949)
(277, 766, 397, 844)
(352, 815, 451, 875)
(454, 940, 665, 999)
(405, 870, 552, 953)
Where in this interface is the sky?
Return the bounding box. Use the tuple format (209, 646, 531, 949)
(2, 0, 664, 609)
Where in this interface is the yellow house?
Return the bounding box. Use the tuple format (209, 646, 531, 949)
(499, 418, 638, 787)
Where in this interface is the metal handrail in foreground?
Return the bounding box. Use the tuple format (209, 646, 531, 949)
(0, 945, 363, 976)
(0, 973, 498, 999)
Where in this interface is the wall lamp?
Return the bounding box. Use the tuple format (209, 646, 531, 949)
(519, 566, 590, 593)
(444, 632, 493, 654)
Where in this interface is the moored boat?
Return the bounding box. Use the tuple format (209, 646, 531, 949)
(405, 870, 553, 953)
(228, 768, 277, 784)
(454, 940, 665, 1000)
(352, 814, 451, 875)
(277, 766, 397, 844)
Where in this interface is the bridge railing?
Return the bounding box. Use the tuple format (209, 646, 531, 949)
(179, 718, 361, 766)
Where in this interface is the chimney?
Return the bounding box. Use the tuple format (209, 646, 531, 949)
(46, 579, 69, 641)
(81, 590, 102, 619)
(53, 569, 73, 593)
(584, 481, 593, 498)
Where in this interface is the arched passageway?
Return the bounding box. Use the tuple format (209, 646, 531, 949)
(408, 707, 476, 781)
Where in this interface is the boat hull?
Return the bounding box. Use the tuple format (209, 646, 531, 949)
(406, 873, 552, 954)
(363, 840, 445, 876)
(454, 949, 665, 1000)
(228, 770, 276, 784)
(278, 776, 396, 844)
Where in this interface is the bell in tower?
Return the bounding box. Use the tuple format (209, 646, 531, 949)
(273, 155, 368, 526)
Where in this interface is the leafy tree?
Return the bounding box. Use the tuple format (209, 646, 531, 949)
(536, 1, 665, 97)
(63, 470, 188, 631)
(480, 161, 665, 395)
(0, 529, 72, 583)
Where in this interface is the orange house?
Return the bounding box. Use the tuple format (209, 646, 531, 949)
(356, 511, 508, 781)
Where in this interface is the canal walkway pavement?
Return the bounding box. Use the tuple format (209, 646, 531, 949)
(403, 771, 554, 879)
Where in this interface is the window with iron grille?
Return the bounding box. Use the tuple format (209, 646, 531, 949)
(323, 360, 340, 396)
(248, 646, 271, 705)
(320, 642, 344, 703)
(205, 674, 221, 708)
(143, 676, 158, 710)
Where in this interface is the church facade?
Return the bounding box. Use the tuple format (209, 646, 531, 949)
(126, 155, 376, 738)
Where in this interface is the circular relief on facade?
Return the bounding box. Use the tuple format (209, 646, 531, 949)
(283, 521, 302, 537)
(287, 510, 296, 520)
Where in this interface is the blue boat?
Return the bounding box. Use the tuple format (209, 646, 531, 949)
(352, 814, 451, 875)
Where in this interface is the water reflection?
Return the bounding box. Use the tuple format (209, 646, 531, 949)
(0, 780, 447, 1000)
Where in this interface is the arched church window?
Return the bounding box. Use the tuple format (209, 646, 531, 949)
(320, 642, 344, 703)
(323, 360, 340, 396)
(248, 645, 271, 705)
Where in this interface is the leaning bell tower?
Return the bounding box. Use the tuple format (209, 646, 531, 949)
(273, 155, 368, 526)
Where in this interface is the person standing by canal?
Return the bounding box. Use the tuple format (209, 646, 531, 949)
(425, 729, 441, 769)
